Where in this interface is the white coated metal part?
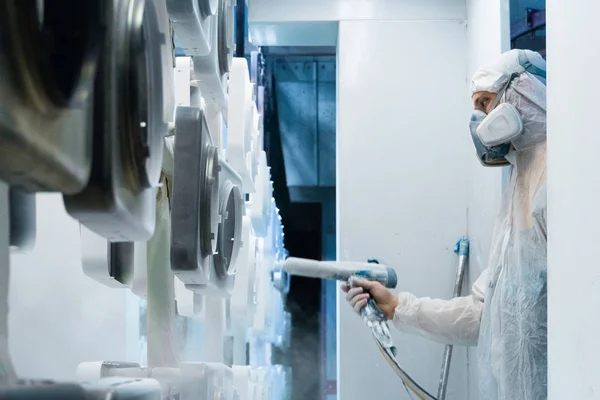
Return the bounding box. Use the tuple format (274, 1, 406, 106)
(193, 0, 234, 114)
(214, 157, 243, 280)
(167, 0, 217, 57)
(76, 362, 231, 399)
(174, 57, 195, 107)
(231, 216, 258, 328)
(80, 225, 149, 294)
(205, 102, 225, 151)
(250, 151, 272, 237)
(181, 362, 235, 400)
(155, 0, 176, 126)
(227, 57, 257, 193)
(249, 106, 261, 183)
(183, 156, 243, 298)
(174, 276, 204, 318)
(64, 0, 170, 242)
(253, 239, 272, 334)
(80, 226, 132, 288)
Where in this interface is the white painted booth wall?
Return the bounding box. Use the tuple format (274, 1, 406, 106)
(546, 1, 600, 399)
(335, 1, 509, 399)
(336, 18, 471, 400)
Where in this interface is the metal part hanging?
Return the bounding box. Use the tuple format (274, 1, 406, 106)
(9, 188, 36, 253)
(171, 106, 220, 285)
(0, 377, 162, 400)
(118, 0, 166, 192)
(0, 0, 101, 193)
(166, 0, 218, 56)
(192, 0, 234, 113)
(63, 0, 169, 242)
(217, 0, 234, 77)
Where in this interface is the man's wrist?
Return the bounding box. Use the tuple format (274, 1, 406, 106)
(386, 296, 399, 320)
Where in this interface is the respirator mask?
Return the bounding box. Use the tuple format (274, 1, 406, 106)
(470, 74, 523, 167)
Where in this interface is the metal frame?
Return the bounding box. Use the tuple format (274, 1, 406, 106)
(511, 8, 546, 56)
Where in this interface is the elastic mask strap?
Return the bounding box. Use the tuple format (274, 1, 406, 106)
(518, 52, 547, 80)
(490, 73, 518, 110)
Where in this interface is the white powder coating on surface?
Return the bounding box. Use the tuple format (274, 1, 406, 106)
(282, 257, 396, 287)
(0, 182, 16, 383)
(146, 176, 180, 368)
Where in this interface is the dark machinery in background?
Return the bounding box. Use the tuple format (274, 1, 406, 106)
(511, 7, 546, 57)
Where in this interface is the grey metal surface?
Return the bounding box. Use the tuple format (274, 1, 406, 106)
(84, 377, 162, 400)
(170, 106, 219, 284)
(108, 242, 135, 286)
(64, 0, 167, 242)
(9, 188, 36, 253)
(217, 0, 234, 77)
(0, 1, 97, 193)
(0, 377, 162, 400)
(0, 182, 16, 385)
(273, 57, 336, 190)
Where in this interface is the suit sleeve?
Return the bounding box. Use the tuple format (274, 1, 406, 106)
(392, 268, 489, 346)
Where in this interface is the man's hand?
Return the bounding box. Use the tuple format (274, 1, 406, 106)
(341, 279, 399, 320)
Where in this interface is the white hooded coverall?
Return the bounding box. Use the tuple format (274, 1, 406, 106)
(393, 50, 547, 400)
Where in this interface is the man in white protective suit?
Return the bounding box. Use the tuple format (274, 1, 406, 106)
(343, 49, 547, 400)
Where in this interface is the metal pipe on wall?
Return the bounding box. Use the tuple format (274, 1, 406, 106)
(437, 238, 469, 400)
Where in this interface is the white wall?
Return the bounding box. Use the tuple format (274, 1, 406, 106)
(546, 1, 600, 399)
(336, 19, 472, 400)
(248, 0, 465, 22)
(247, 0, 465, 47)
(8, 194, 143, 380)
(464, 1, 510, 398)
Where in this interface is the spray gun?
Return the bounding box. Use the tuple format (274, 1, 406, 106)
(282, 238, 470, 400)
(280, 257, 439, 400)
(282, 258, 399, 351)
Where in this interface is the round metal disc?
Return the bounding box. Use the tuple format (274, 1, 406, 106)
(217, 0, 232, 77)
(117, 0, 166, 192)
(213, 181, 243, 279)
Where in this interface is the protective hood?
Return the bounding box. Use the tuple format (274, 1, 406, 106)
(471, 49, 547, 152)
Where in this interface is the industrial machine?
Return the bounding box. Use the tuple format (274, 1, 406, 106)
(0, 0, 290, 398)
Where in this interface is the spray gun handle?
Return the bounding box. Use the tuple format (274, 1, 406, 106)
(362, 258, 388, 322)
(347, 276, 387, 324)
(361, 298, 387, 322)
(347, 260, 397, 355)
